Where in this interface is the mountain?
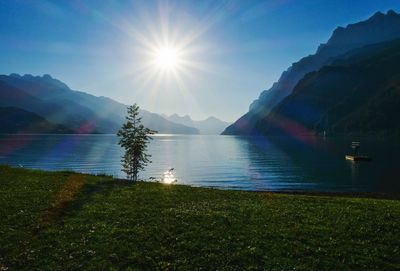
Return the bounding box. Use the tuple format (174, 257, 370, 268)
(0, 106, 73, 134)
(0, 74, 199, 134)
(223, 10, 400, 135)
(141, 112, 199, 134)
(166, 114, 231, 134)
(167, 114, 194, 128)
(252, 38, 400, 136)
(0, 77, 104, 133)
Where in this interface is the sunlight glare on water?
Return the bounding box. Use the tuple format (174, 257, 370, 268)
(1, 134, 400, 192)
(162, 169, 177, 184)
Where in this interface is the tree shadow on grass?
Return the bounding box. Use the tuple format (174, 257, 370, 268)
(33, 174, 130, 234)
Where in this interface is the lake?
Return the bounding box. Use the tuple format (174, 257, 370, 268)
(0, 134, 399, 193)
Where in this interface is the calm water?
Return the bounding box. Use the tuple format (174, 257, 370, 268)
(0, 134, 399, 192)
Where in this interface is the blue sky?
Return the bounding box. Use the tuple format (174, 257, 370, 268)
(1, 0, 400, 121)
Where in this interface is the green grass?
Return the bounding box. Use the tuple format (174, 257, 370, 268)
(0, 165, 399, 270)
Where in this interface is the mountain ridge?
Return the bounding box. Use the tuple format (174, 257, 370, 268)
(165, 114, 231, 134)
(252, 38, 400, 136)
(223, 10, 400, 135)
(0, 74, 199, 134)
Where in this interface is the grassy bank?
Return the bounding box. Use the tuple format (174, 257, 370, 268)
(0, 165, 399, 270)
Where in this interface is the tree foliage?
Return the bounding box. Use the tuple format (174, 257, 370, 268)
(117, 104, 156, 181)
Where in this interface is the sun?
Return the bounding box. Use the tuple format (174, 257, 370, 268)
(154, 46, 181, 70)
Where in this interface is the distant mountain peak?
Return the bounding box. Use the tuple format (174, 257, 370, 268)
(9, 73, 21, 78)
(42, 74, 53, 80)
(322, 10, 400, 49)
(170, 113, 192, 120)
(205, 116, 219, 121)
(372, 11, 385, 18)
(6, 73, 71, 90)
(165, 114, 230, 134)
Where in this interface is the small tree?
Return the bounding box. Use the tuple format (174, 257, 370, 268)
(117, 104, 156, 182)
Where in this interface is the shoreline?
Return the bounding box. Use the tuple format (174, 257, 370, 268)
(272, 190, 400, 200)
(4, 164, 399, 200)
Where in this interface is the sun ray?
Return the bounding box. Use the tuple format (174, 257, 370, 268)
(78, 1, 237, 118)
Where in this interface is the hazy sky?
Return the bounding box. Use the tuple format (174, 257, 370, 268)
(1, 0, 400, 121)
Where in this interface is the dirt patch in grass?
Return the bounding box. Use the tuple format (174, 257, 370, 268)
(36, 174, 87, 231)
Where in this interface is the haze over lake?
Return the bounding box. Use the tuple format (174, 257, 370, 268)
(1, 134, 398, 193)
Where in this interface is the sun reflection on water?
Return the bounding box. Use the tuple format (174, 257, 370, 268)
(162, 169, 177, 184)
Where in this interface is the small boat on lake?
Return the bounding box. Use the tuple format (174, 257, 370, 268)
(345, 155, 371, 161)
(345, 141, 371, 162)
